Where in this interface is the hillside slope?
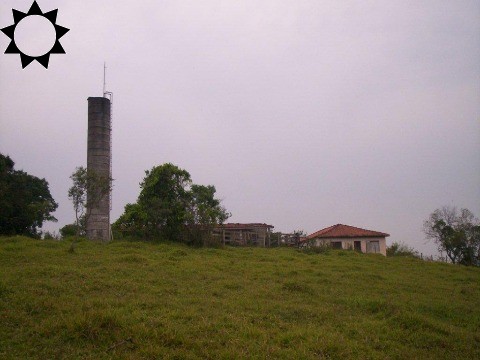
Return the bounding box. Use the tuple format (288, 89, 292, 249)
(0, 237, 479, 359)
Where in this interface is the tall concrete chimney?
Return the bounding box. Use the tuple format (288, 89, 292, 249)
(86, 97, 111, 241)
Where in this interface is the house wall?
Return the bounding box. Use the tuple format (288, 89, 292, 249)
(314, 237, 386, 256)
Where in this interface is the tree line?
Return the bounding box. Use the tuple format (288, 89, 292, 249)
(1, 151, 479, 263)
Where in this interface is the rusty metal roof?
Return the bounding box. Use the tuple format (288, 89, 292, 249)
(215, 223, 274, 230)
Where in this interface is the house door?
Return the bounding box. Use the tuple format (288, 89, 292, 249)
(354, 241, 361, 252)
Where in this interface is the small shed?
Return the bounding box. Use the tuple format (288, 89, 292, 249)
(304, 224, 389, 256)
(213, 223, 274, 247)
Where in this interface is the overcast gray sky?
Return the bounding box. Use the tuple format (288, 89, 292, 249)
(1, 0, 479, 256)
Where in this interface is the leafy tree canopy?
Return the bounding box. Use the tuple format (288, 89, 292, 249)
(184, 184, 230, 246)
(138, 163, 192, 241)
(112, 203, 147, 238)
(0, 153, 57, 237)
(114, 163, 230, 245)
(423, 206, 480, 266)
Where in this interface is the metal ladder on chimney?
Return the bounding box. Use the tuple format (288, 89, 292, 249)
(104, 63, 113, 240)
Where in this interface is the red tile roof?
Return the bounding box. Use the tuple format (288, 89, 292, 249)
(307, 224, 389, 239)
(215, 223, 274, 230)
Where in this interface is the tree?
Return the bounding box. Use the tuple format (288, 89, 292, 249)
(0, 153, 57, 237)
(292, 229, 307, 248)
(113, 163, 230, 245)
(185, 184, 230, 246)
(423, 206, 480, 266)
(138, 163, 192, 240)
(68, 167, 112, 239)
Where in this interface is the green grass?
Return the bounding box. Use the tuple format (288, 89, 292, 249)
(1, 236, 479, 359)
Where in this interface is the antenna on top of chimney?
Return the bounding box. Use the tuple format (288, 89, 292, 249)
(103, 62, 113, 100)
(103, 62, 106, 97)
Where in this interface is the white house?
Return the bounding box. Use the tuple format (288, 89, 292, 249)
(304, 224, 389, 256)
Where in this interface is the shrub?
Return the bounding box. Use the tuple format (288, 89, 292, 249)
(387, 242, 419, 257)
(300, 241, 331, 255)
(43, 231, 59, 240)
(60, 223, 85, 238)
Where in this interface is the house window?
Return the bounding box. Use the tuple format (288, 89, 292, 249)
(367, 241, 380, 253)
(331, 241, 342, 249)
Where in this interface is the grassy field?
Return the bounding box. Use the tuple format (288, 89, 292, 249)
(0, 236, 479, 359)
